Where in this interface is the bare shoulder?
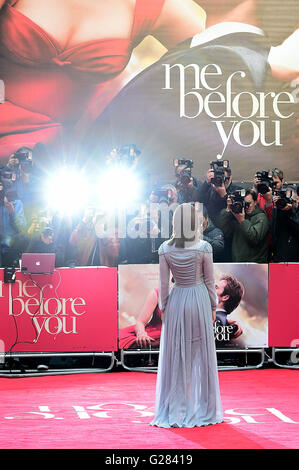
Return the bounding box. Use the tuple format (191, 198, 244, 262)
(151, 0, 206, 49)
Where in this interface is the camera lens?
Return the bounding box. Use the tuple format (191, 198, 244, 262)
(276, 198, 287, 210)
(232, 202, 242, 214)
(257, 183, 269, 195)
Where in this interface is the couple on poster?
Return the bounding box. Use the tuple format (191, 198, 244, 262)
(0, 0, 298, 174)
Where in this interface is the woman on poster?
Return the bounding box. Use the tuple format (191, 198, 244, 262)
(119, 288, 162, 349)
(151, 203, 223, 428)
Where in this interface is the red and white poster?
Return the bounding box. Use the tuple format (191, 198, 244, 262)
(0, 267, 118, 353)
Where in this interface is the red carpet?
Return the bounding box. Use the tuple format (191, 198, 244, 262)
(0, 369, 298, 449)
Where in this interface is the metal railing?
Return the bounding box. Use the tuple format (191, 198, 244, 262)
(0, 351, 116, 377)
(120, 347, 266, 372)
(271, 347, 299, 370)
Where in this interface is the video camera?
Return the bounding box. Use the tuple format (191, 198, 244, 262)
(210, 160, 230, 187)
(174, 159, 193, 187)
(256, 170, 274, 195)
(230, 189, 249, 214)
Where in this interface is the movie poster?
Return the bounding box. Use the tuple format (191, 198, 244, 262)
(0, 1, 298, 178)
(0, 1, 298, 348)
(118, 263, 268, 349)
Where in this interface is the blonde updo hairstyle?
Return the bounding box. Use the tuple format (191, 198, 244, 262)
(168, 203, 202, 248)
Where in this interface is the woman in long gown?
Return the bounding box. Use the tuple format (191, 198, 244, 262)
(151, 203, 223, 428)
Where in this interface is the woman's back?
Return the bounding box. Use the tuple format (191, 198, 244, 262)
(158, 239, 217, 310)
(159, 239, 211, 286)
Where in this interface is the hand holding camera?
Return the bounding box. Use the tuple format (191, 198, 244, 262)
(27, 217, 41, 236)
(174, 159, 194, 191)
(273, 194, 292, 211)
(261, 187, 273, 204)
(3, 197, 14, 215)
(255, 170, 274, 195)
(206, 168, 214, 185)
(206, 169, 227, 197)
(227, 189, 248, 222)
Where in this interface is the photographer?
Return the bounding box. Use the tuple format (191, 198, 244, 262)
(0, 179, 26, 267)
(253, 168, 284, 214)
(69, 208, 125, 267)
(198, 161, 243, 225)
(217, 189, 269, 263)
(202, 205, 224, 262)
(0, 148, 34, 205)
(25, 221, 65, 267)
(198, 161, 242, 261)
(125, 185, 177, 264)
(173, 159, 201, 204)
(270, 186, 299, 262)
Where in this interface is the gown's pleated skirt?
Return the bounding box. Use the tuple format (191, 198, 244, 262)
(151, 282, 223, 428)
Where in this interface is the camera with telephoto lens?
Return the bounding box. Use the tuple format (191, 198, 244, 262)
(256, 170, 274, 195)
(210, 160, 229, 187)
(13, 148, 32, 173)
(230, 189, 248, 214)
(174, 159, 193, 187)
(274, 186, 294, 210)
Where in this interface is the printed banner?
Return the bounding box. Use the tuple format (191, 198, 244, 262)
(214, 264, 268, 348)
(118, 263, 268, 349)
(0, 267, 118, 353)
(268, 263, 299, 347)
(0, 1, 298, 179)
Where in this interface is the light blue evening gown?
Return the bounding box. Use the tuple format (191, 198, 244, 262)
(151, 239, 223, 428)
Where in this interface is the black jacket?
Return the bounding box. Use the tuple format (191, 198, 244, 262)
(270, 208, 299, 262)
(26, 236, 65, 267)
(203, 220, 224, 261)
(198, 181, 243, 226)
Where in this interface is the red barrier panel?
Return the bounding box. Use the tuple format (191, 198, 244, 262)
(0, 267, 118, 353)
(268, 263, 299, 347)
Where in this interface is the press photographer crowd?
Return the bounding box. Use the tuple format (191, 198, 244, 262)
(1, 144, 299, 269)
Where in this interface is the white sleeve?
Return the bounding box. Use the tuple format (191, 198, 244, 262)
(202, 242, 217, 309)
(158, 248, 170, 312)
